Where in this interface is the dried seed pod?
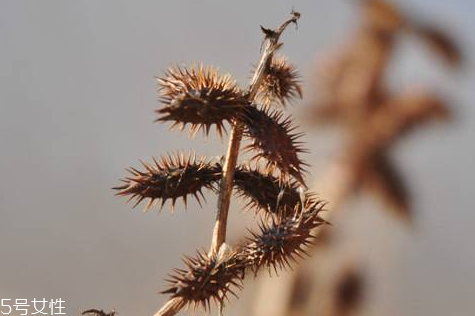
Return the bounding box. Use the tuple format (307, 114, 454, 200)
(255, 56, 302, 107)
(156, 64, 248, 138)
(113, 153, 221, 211)
(242, 106, 307, 185)
(233, 165, 302, 216)
(242, 201, 327, 274)
(162, 249, 246, 311)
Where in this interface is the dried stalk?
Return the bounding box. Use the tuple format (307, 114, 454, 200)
(210, 124, 243, 254)
(210, 12, 301, 255)
(153, 298, 186, 316)
(156, 12, 301, 316)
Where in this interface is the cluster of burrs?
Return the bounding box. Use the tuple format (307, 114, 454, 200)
(109, 12, 327, 316)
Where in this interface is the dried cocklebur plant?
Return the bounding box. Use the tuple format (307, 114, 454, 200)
(307, 0, 460, 223)
(250, 2, 462, 316)
(85, 11, 329, 316)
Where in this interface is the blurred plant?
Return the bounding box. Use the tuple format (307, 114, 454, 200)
(306, 0, 460, 223)
(251, 1, 462, 316)
(330, 266, 365, 316)
(306, 0, 460, 222)
(85, 11, 331, 316)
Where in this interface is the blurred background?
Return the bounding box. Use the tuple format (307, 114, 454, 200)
(0, 1, 474, 315)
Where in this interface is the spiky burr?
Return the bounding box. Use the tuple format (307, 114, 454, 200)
(233, 164, 302, 216)
(156, 64, 248, 138)
(255, 56, 302, 107)
(242, 106, 307, 185)
(242, 200, 327, 274)
(113, 153, 221, 211)
(162, 248, 246, 311)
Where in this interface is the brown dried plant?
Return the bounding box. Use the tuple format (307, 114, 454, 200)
(332, 268, 365, 316)
(307, 0, 460, 223)
(85, 11, 330, 316)
(251, 1, 462, 316)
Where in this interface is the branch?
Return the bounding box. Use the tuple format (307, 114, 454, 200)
(154, 298, 186, 316)
(210, 11, 301, 254)
(154, 11, 301, 316)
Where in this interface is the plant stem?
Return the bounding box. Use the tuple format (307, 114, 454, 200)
(154, 11, 300, 316)
(210, 11, 301, 255)
(153, 298, 185, 316)
(210, 121, 243, 254)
